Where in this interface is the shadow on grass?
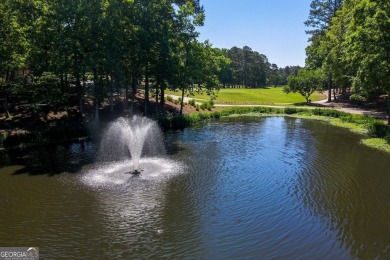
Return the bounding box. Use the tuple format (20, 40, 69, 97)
(292, 102, 329, 107)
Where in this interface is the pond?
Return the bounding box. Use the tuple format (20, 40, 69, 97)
(0, 117, 389, 258)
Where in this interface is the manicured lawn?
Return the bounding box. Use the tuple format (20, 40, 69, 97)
(166, 87, 326, 105)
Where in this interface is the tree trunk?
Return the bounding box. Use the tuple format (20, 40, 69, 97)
(387, 92, 390, 125)
(125, 79, 129, 106)
(106, 73, 113, 113)
(3, 92, 10, 119)
(180, 87, 185, 115)
(93, 68, 99, 118)
(155, 85, 159, 113)
(76, 75, 83, 115)
(131, 76, 137, 114)
(160, 86, 165, 113)
(341, 85, 347, 98)
(144, 69, 149, 115)
(327, 74, 332, 102)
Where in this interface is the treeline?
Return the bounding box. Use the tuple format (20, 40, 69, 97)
(304, 0, 390, 123)
(0, 0, 299, 118)
(0, 0, 224, 116)
(217, 46, 300, 88)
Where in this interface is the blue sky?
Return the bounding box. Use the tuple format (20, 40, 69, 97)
(197, 0, 312, 67)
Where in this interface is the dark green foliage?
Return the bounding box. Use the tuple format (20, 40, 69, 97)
(367, 122, 390, 138)
(384, 134, 390, 144)
(157, 116, 171, 130)
(305, 0, 344, 36)
(349, 94, 367, 104)
(284, 107, 298, 114)
(286, 69, 326, 103)
(312, 108, 345, 118)
(188, 99, 196, 106)
(200, 101, 214, 110)
(1, 126, 89, 148)
(170, 115, 189, 129)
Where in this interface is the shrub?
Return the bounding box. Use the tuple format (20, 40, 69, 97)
(367, 122, 390, 138)
(349, 94, 367, 104)
(0, 133, 8, 148)
(158, 116, 171, 130)
(200, 101, 214, 111)
(385, 134, 390, 144)
(188, 99, 196, 107)
(312, 108, 345, 118)
(166, 96, 173, 102)
(170, 115, 188, 129)
(284, 107, 298, 114)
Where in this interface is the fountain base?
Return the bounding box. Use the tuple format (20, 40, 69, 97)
(130, 169, 143, 175)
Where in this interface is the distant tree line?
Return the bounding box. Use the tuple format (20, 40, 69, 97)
(216, 46, 301, 88)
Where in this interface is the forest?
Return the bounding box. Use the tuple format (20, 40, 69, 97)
(1, 0, 389, 123)
(0, 0, 298, 118)
(303, 0, 390, 123)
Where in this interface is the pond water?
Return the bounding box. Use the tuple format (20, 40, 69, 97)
(0, 117, 390, 258)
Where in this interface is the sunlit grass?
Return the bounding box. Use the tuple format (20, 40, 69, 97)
(166, 87, 325, 105)
(361, 138, 390, 153)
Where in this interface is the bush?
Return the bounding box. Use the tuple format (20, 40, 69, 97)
(200, 101, 214, 111)
(188, 99, 196, 107)
(312, 108, 345, 118)
(350, 94, 367, 104)
(385, 134, 390, 144)
(166, 96, 173, 102)
(367, 122, 390, 138)
(0, 133, 8, 148)
(284, 107, 298, 114)
(170, 115, 188, 129)
(158, 116, 171, 130)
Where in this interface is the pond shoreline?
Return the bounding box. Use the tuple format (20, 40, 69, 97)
(1, 107, 390, 154)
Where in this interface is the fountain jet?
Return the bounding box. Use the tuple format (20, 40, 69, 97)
(98, 116, 165, 174)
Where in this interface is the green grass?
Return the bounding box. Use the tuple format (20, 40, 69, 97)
(166, 87, 325, 105)
(361, 138, 390, 153)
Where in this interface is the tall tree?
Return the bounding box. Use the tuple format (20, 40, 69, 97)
(0, 1, 29, 118)
(305, 0, 344, 37)
(305, 0, 344, 102)
(344, 0, 390, 124)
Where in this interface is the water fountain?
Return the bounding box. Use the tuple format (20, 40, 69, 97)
(98, 116, 165, 174)
(81, 115, 181, 187)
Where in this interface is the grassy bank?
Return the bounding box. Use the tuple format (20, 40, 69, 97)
(163, 106, 390, 153)
(2, 106, 389, 154)
(166, 87, 326, 104)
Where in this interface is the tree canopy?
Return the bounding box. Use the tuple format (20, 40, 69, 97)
(305, 0, 390, 124)
(1, 0, 299, 118)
